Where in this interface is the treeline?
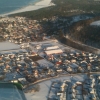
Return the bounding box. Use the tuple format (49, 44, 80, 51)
(60, 37, 99, 54)
(69, 16, 100, 48)
(10, 0, 100, 20)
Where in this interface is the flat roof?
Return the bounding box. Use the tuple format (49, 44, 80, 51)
(0, 41, 20, 51)
(0, 83, 26, 100)
(0, 49, 27, 54)
(29, 55, 43, 61)
(45, 46, 59, 50)
(45, 49, 63, 55)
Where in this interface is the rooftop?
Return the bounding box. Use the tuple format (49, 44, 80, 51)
(0, 41, 20, 51)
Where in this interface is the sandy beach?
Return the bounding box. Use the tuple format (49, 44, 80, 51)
(0, 0, 54, 16)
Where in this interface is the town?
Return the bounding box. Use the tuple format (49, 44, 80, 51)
(48, 74, 100, 100)
(0, 16, 100, 100)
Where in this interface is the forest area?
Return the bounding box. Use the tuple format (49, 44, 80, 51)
(69, 16, 100, 48)
(10, 0, 100, 20)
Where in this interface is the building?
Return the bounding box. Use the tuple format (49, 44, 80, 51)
(45, 49, 63, 55)
(44, 46, 59, 50)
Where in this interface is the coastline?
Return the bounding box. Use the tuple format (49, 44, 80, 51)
(0, 0, 54, 16)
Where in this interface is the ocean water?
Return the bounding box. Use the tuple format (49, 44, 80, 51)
(0, 0, 39, 14)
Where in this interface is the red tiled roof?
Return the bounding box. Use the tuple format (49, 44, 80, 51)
(56, 62, 62, 65)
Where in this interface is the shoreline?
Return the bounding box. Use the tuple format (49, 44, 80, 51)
(0, 0, 54, 16)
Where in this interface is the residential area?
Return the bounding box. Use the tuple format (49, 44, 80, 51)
(0, 17, 100, 100)
(0, 16, 46, 43)
(0, 38, 100, 84)
(48, 74, 100, 100)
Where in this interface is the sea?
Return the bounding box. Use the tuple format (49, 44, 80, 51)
(0, 0, 40, 15)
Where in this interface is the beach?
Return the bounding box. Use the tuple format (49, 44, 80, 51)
(0, 0, 54, 16)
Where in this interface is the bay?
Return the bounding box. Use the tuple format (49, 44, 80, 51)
(0, 0, 39, 14)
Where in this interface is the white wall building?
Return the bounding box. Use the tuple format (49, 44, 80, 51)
(45, 49, 63, 55)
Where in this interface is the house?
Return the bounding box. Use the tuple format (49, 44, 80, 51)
(34, 70, 39, 78)
(70, 53, 74, 56)
(56, 62, 62, 66)
(71, 59, 76, 63)
(76, 95, 83, 100)
(67, 67, 73, 72)
(61, 82, 68, 91)
(0, 61, 4, 66)
(78, 66, 84, 73)
(64, 60, 70, 64)
(75, 52, 80, 56)
(18, 78, 27, 85)
(80, 62, 87, 69)
(76, 81, 82, 85)
(90, 94, 96, 100)
(98, 76, 100, 80)
(20, 43, 29, 48)
(70, 63, 78, 71)
(57, 69, 63, 73)
(71, 88, 76, 93)
(89, 88, 95, 94)
(5, 64, 10, 70)
(36, 45, 41, 49)
(0, 56, 2, 60)
(70, 93, 76, 99)
(30, 52, 37, 56)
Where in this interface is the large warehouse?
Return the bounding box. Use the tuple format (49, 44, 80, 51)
(0, 41, 20, 51)
(0, 82, 26, 100)
(44, 46, 59, 50)
(45, 49, 63, 55)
